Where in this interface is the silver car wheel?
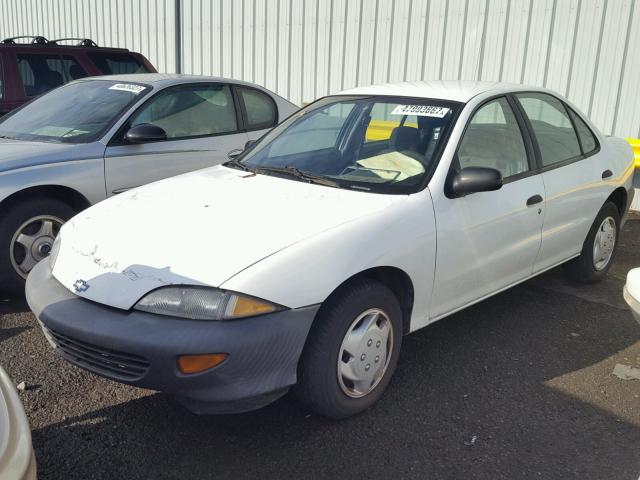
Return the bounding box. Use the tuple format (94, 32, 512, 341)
(592, 216, 616, 271)
(337, 308, 394, 398)
(10, 215, 63, 278)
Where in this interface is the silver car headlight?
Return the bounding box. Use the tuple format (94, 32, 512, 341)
(134, 286, 283, 320)
(49, 235, 61, 269)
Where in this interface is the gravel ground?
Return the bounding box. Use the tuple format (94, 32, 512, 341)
(1, 219, 639, 480)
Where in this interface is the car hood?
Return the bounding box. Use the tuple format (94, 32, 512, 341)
(0, 138, 102, 173)
(52, 165, 401, 309)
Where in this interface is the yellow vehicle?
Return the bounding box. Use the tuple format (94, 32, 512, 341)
(627, 138, 640, 169)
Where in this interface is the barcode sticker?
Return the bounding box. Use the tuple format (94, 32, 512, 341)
(109, 83, 146, 94)
(391, 105, 450, 118)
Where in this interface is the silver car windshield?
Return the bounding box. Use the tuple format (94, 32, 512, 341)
(236, 95, 459, 193)
(0, 80, 150, 144)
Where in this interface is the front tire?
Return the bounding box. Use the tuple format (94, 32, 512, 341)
(0, 197, 75, 296)
(295, 279, 403, 419)
(563, 201, 620, 284)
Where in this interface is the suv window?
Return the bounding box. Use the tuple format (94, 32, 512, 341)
(17, 54, 87, 96)
(457, 97, 529, 179)
(130, 84, 238, 139)
(88, 52, 149, 74)
(238, 87, 277, 130)
(515, 93, 582, 167)
(567, 107, 598, 154)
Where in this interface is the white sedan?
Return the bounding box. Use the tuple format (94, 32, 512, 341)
(624, 268, 640, 324)
(0, 367, 36, 480)
(26, 81, 635, 418)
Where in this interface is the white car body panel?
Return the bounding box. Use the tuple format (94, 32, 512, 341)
(48, 81, 635, 333)
(221, 189, 437, 329)
(0, 367, 36, 480)
(624, 268, 640, 325)
(428, 175, 545, 319)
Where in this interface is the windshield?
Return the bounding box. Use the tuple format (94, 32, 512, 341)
(236, 95, 459, 193)
(0, 80, 150, 143)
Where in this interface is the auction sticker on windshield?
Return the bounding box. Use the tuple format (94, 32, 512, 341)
(391, 105, 450, 118)
(108, 83, 146, 94)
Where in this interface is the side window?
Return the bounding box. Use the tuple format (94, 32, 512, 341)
(365, 103, 418, 142)
(0, 56, 3, 100)
(238, 87, 277, 130)
(88, 52, 149, 74)
(515, 93, 582, 166)
(130, 84, 238, 139)
(457, 97, 529, 179)
(17, 54, 86, 96)
(268, 102, 356, 157)
(568, 108, 598, 154)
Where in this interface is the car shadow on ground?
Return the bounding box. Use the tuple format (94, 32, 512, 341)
(31, 279, 640, 480)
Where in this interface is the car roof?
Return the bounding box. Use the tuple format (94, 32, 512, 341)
(78, 73, 272, 90)
(335, 80, 544, 103)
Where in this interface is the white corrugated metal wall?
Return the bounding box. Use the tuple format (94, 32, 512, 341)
(1, 0, 639, 138)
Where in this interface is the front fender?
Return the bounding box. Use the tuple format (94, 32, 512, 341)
(221, 190, 437, 331)
(0, 158, 106, 207)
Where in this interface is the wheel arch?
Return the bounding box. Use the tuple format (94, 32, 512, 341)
(321, 266, 415, 335)
(606, 187, 627, 218)
(0, 185, 90, 217)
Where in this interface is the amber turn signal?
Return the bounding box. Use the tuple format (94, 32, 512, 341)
(177, 353, 228, 374)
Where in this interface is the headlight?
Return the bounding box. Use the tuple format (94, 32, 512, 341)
(134, 286, 282, 320)
(49, 235, 61, 269)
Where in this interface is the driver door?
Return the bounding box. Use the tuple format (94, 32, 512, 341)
(429, 96, 545, 319)
(104, 83, 248, 195)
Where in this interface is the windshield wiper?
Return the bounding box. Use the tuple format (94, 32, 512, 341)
(255, 165, 340, 187)
(223, 158, 255, 172)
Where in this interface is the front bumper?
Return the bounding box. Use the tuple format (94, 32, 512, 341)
(26, 260, 319, 414)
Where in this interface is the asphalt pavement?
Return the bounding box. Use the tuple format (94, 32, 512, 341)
(1, 218, 639, 479)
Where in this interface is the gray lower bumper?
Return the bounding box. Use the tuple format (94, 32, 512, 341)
(26, 260, 319, 414)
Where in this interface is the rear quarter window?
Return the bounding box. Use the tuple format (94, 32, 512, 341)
(17, 53, 87, 97)
(88, 52, 149, 74)
(567, 108, 598, 154)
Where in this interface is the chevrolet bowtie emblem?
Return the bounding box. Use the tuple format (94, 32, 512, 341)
(73, 279, 90, 293)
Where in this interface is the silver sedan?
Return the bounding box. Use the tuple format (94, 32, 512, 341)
(0, 74, 298, 294)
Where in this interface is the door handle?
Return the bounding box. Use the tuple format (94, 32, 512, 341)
(526, 194, 543, 206)
(602, 169, 613, 179)
(112, 186, 138, 194)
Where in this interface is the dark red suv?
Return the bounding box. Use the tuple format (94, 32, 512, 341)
(0, 36, 156, 115)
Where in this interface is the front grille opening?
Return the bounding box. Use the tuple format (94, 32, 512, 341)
(45, 327, 150, 381)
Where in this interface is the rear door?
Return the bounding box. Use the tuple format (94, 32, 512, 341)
(104, 82, 248, 195)
(513, 93, 608, 272)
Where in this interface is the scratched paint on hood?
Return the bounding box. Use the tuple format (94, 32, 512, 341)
(52, 165, 400, 309)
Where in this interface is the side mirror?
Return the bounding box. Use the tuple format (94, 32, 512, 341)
(125, 124, 167, 144)
(448, 167, 502, 197)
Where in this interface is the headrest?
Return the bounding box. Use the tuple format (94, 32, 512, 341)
(390, 126, 419, 151)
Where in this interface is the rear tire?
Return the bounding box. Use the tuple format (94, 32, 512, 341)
(0, 197, 75, 296)
(295, 279, 403, 419)
(563, 201, 620, 284)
